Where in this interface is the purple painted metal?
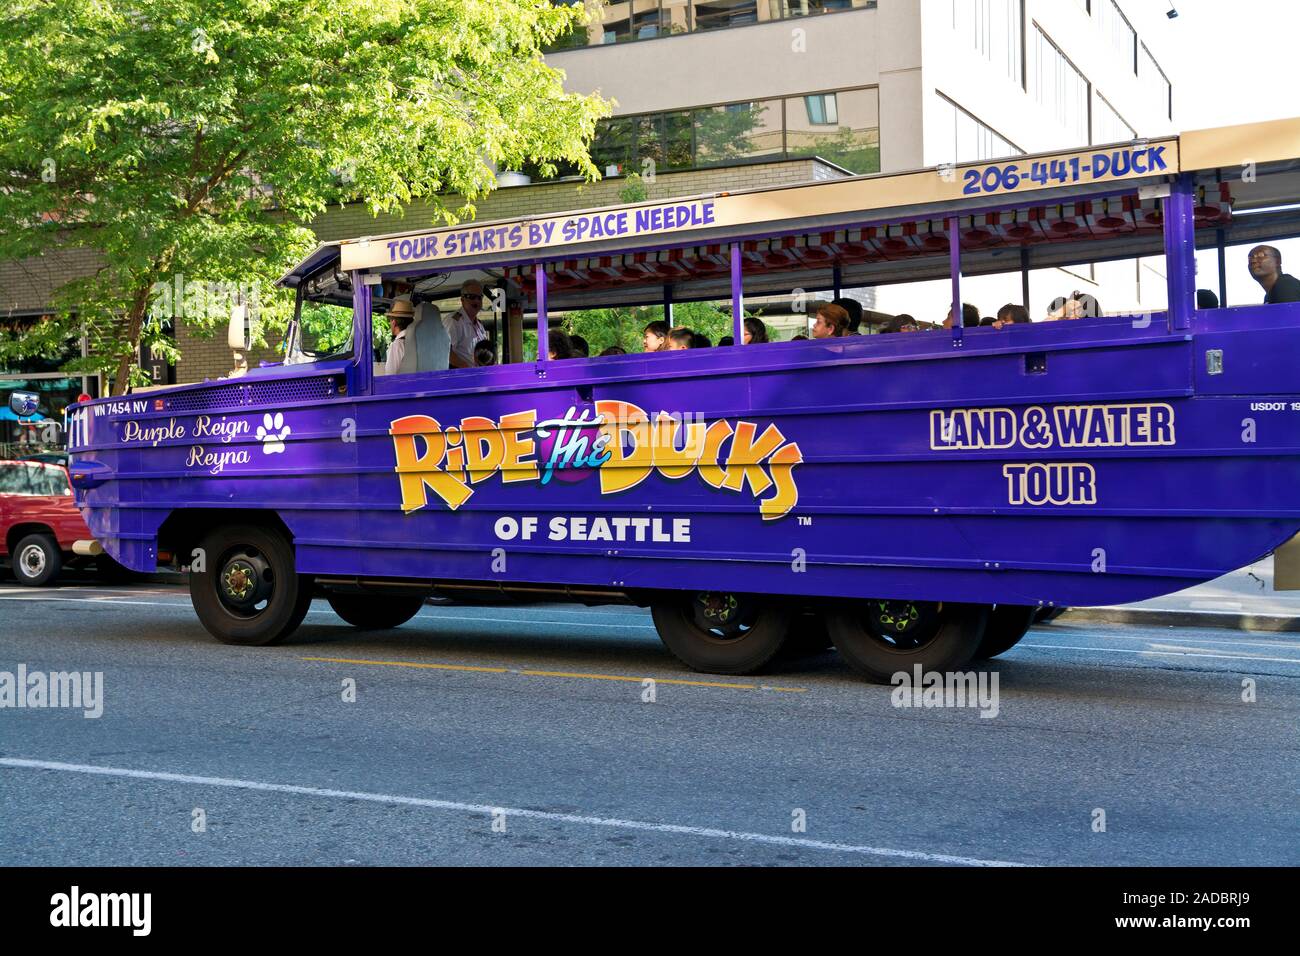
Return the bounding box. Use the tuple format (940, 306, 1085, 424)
(535, 266, 549, 366)
(949, 217, 963, 347)
(731, 243, 744, 345)
(1164, 174, 1196, 331)
(350, 274, 372, 397)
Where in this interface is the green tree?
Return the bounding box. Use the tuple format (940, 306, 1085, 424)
(0, 0, 610, 393)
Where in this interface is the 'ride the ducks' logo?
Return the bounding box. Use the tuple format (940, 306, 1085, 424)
(389, 400, 803, 520)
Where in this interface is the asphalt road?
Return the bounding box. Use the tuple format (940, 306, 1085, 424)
(0, 580, 1297, 866)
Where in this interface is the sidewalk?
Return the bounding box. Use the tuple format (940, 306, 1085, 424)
(1058, 556, 1300, 632)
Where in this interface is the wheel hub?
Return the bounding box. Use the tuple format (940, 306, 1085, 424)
(869, 599, 942, 648)
(19, 545, 46, 576)
(691, 592, 754, 640)
(218, 549, 273, 614)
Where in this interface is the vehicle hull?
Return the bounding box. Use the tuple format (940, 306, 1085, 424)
(67, 307, 1300, 609)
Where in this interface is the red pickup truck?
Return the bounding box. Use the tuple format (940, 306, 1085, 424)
(0, 459, 99, 586)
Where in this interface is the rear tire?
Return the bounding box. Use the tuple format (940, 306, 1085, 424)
(12, 533, 61, 587)
(826, 600, 988, 683)
(189, 524, 312, 646)
(975, 604, 1037, 659)
(328, 594, 426, 630)
(651, 592, 791, 675)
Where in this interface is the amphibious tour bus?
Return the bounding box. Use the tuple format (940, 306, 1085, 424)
(65, 117, 1300, 683)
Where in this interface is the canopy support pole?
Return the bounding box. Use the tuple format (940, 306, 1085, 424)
(1216, 227, 1228, 308)
(1020, 246, 1031, 312)
(350, 272, 373, 396)
(731, 243, 744, 345)
(1164, 173, 1196, 332)
(663, 282, 673, 326)
(832, 264, 842, 299)
(535, 267, 548, 368)
(949, 218, 963, 347)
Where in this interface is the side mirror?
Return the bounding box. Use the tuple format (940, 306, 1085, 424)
(227, 303, 250, 350)
(8, 390, 39, 417)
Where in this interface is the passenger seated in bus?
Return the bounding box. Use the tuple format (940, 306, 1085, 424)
(992, 303, 1030, 329)
(811, 303, 850, 339)
(443, 279, 489, 368)
(473, 339, 496, 366)
(743, 317, 769, 344)
(979, 316, 997, 326)
(879, 314, 918, 334)
(548, 330, 575, 360)
(1248, 245, 1300, 304)
(667, 327, 694, 350)
(942, 302, 980, 329)
(383, 297, 415, 375)
(832, 297, 864, 334)
(643, 320, 670, 352)
(1197, 289, 1220, 309)
(570, 334, 590, 357)
(692, 332, 712, 348)
(1048, 292, 1101, 320)
(718, 336, 734, 347)
(599, 345, 627, 356)
(790, 334, 808, 341)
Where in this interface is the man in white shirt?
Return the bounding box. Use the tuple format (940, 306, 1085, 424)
(383, 297, 415, 375)
(442, 279, 489, 368)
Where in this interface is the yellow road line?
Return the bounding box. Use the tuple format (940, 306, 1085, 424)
(301, 656, 509, 675)
(518, 668, 755, 689)
(301, 656, 806, 693)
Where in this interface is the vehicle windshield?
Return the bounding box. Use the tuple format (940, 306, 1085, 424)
(287, 302, 354, 364)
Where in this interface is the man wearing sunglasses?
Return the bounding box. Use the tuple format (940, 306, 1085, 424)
(443, 279, 490, 368)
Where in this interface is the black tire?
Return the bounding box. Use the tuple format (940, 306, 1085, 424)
(782, 611, 834, 658)
(975, 604, 1037, 659)
(12, 533, 62, 587)
(826, 599, 988, 683)
(328, 594, 426, 630)
(651, 592, 791, 675)
(1033, 606, 1066, 625)
(189, 524, 313, 646)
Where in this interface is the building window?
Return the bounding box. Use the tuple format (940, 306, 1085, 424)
(545, 0, 876, 51)
(804, 93, 838, 125)
(1139, 43, 1172, 122)
(951, 0, 1023, 87)
(586, 86, 879, 177)
(1093, 92, 1136, 143)
(1029, 24, 1090, 146)
(933, 93, 1023, 164)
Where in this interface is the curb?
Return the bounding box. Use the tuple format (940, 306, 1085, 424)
(1056, 606, 1300, 633)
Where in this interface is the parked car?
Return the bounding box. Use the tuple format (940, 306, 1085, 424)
(0, 459, 100, 585)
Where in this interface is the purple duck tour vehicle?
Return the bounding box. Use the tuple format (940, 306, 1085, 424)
(65, 117, 1300, 683)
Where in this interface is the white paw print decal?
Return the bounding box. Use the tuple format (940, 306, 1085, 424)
(256, 412, 290, 454)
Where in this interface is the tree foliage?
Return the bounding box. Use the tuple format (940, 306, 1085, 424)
(0, 0, 610, 392)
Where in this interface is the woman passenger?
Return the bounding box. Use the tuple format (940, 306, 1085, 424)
(643, 320, 670, 352)
(742, 317, 769, 344)
(811, 303, 850, 339)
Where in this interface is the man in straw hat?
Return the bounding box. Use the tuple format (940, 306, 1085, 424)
(383, 296, 415, 375)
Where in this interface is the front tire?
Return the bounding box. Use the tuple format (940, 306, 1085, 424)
(328, 594, 426, 630)
(12, 533, 61, 587)
(189, 524, 313, 646)
(651, 592, 791, 675)
(826, 599, 988, 683)
(975, 604, 1037, 659)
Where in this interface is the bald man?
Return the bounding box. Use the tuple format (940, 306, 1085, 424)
(1248, 245, 1300, 304)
